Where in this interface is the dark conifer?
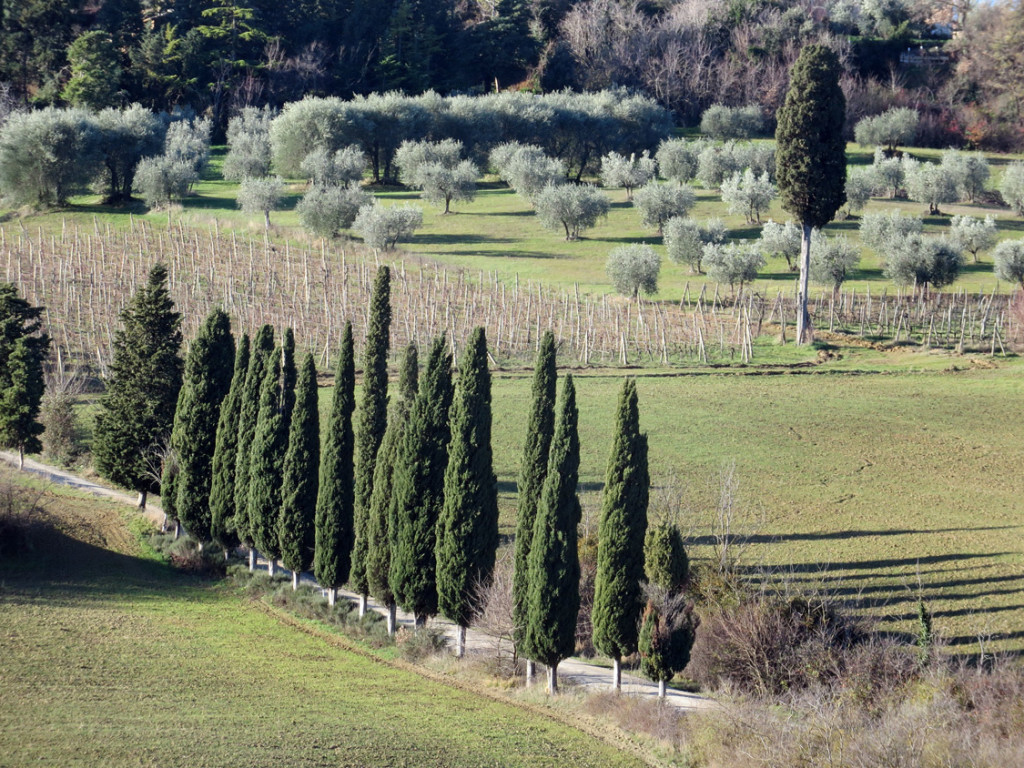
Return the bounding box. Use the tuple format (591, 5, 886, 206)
(0, 283, 50, 470)
(523, 374, 581, 695)
(512, 331, 557, 678)
(592, 378, 649, 691)
(172, 309, 235, 547)
(279, 352, 320, 590)
(314, 322, 355, 605)
(638, 595, 697, 699)
(280, 327, 297, 432)
(644, 521, 689, 593)
(247, 347, 285, 574)
(209, 333, 250, 555)
(352, 266, 391, 612)
(436, 328, 499, 657)
(390, 335, 453, 626)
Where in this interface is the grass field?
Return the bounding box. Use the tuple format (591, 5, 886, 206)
(0, 469, 646, 768)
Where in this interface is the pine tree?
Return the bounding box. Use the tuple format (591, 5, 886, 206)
(352, 266, 391, 614)
(436, 328, 499, 657)
(592, 378, 649, 691)
(234, 324, 274, 567)
(523, 374, 581, 695)
(390, 334, 453, 626)
(644, 521, 689, 593)
(0, 283, 51, 470)
(366, 342, 418, 634)
(314, 322, 355, 605)
(209, 333, 250, 555)
(93, 264, 183, 508)
(512, 330, 557, 679)
(279, 352, 320, 590)
(172, 309, 235, 547)
(775, 44, 846, 344)
(247, 346, 285, 575)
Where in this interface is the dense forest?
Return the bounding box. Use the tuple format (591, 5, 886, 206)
(0, 0, 1022, 146)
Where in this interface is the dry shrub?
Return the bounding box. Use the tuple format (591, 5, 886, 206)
(583, 692, 686, 752)
(395, 625, 449, 663)
(575, 530, 598, 656)
(472, 550, 522, 679)
(0, 479, 49, 557)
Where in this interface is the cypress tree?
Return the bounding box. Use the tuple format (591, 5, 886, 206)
(523, 374, 581, 695)
(159, 446, 179, 535)
(209, 333, 250, 555)
(512, 330, 557, 680)
(314, 322, 355, 605)
(280, 327, 297, 432)
(638, 595, 697, 699)
(390, 334, 453, 626)
(366, 342, 418, 634)
(247, 347, 286, 575)
(352, 266, 391, 614)
(644, 521, 689, 593)
(592, 378, 649, 691)
(234, 324, 274, 568)
(436, 328, 499, 657)
(279, 352, 320, 590)
(0, 283, 51, 470)
(93, 263, 183, 508)
(775, 44, 846, 344)
(172, 309, 235, 548)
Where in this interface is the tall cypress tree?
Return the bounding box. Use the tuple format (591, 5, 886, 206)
(172, 308, 235, 547)
(247, 347, 285, 575)
(234, 324, 274, 567)
(209, 333, 250, 555)
(775, 44, 846, 345)
(279, 352, 320, 590)
(352, 266, 391, 614)
(512, 330, 557, 679)
(0, 283, 51, 470)
(592, 378, 649, 691)
(280, 327, 297, 432)
(523, 374, 580, 695)
(93, 263, 183, 508)
(366, 342, 418, 634)
(314, 322, 355, 605)
(436, 328, 499, 657)
(390, 334, 453, 626)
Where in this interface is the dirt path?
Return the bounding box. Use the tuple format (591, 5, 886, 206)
(2, 450, 710, 711)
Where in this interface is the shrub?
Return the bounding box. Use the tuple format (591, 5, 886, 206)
(353, 202, 423, 250)
(643, 521, 688, 592)
(883, 235, 963, 292)
(664, 217, 726, 273)
(395, 626, 449, 662)
(299, 145, 367, 187)
(809, 231, 860, 291)
(700, 104, 764, 140)
(296, 183, 372, 238)
(902, 158, 959, 215)
(993, 239, 1024, 287)
(721, 169, 776, 224)
(600, 151, 657, 199)
(0, 478, 48, 557)
(237, 176, 285, 228)
(853, 107, 919, 151)
(632, 182, 695, 232)
(606, 244, 661, 297)
(950, 215, 997, 263)
(702, 242, 766, 292)
(759, 219, 802, 271)
(535, 183, 609, 241)
(656, 138, 702, 183)
(999, 161, 1024, 216)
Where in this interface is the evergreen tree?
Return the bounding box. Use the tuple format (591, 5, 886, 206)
(279, 352, 320, 590)
(523, 374, 581, 695)
(512, 330, 557, 679)
(592, 378, 649, 691)
(637, 594, 697, 699)
(352, 266, 391, 613)
(159, 441, 179, 533)
(366, 342, 418, 634)
(775, 44, 847, 344)
(209, 333, 250, 555)
(280, 327, 297, 433)
(436, 327, 499, 657)
(94, 264, 183, 508)
(172, 309, 235, 547)
(247, 347, 285, 574)
(314, 322, 355, 605)
(390, 334, 453, 626)
(0, 283, 51, 470)
(644, 521, 689, 593)
(234, 324, 274, 566)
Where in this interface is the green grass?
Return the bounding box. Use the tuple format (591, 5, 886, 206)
(0, 470, 646, 768)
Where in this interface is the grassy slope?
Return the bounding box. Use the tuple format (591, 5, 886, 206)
(0, 471, 644, 768)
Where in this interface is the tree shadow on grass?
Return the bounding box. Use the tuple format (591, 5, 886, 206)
(414, 233, 517, 246)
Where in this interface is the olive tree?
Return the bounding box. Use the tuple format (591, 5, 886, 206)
(940, 150, 990, 203)
(699, 104, 764, 140)
(164, 117, 211, 183)
(883, 235, 963, 293)
(396, 139, 478, 214)
(600, 151, 657, 200)
(656, 138, 702, 183)
(872, 147, 905, 198)
(535, 184, 610, 241)
(134, 157, 195, 208)
(606, 244, 661, 297)
(632, 182, 695, 233)
(853, 107, 919, 152)
(237, 176, 285, 228)
(809, 231, 860, 292)
(222, 106, 274, 181)
(496, 146, 565, 202)
(844, 167, 876, 215)
(950, 215, 998, 263)
(95, 105, 165, 205)
(353, 202, 423, 250)
(759, 219, 802, 271)
(300, 145, 367, 187)
(860, 210, 923, 252)
(999, 162, 1024, 216)
(703, 242, 766, 292)
(664, 217, 726, 273)
(297, 184, 373, 238)
(721, 169, 776, 224)
(902, 158, 958, 215)
(696, 141, 748, 190)
(268, 97, 363, 177)
(993, 239, 1024, 287)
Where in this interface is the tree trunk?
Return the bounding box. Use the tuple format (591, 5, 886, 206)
(387, 603, 397, 636)
(611, 657, 622, 692)
(292, 571, 299, 591)
(547, 663, 559, 695)
(415, 613, 427, 628)
(18, 446, 24, 470)
(358, 594, 367, 619)
(173, 520, 180, 540)
(137, 490, 147, 509)
(224, 548, 230, 562)
(455, 625, 466, 658)
(267, 558, 276, 577)
(327, 587, 336, 607)
(658, 679, 667, 699)
(796, 223, 812, 345)
(248, 548, 256, 572)
(525, 660, 536, 686)
(263, 210, 270, 229)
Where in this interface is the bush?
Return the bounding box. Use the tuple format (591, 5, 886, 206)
(237, 176, 285, 227)
(883, 235, 963, 292)
(950, 215, 998, 263)
(853, 107, 919, 151)
(606, 244, 661, 297)
(999, 161, 1024, 216)
(395, 626, 449, 662)
(0, 479, 48, 557)
(600, 151, 657, 199)
(299, 145, 366, 187)
(993, 239, 1024, 287)
(535, 183, 609, 241)
(759, 219, 802, 271)
(664, 217, 726, 273)
(656, 138, 702, 183)
(702, 242, 766, 292)
(721, 169, 776, 224)
(353, 202, 423, 250)
(632, 182, 695, 232)
(809, 231, 860, 291)
(902, 158, 959, 215)
(699, 104, 764, 140)
(41, 391, 80, 466)
(296, 183, 372, 238)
